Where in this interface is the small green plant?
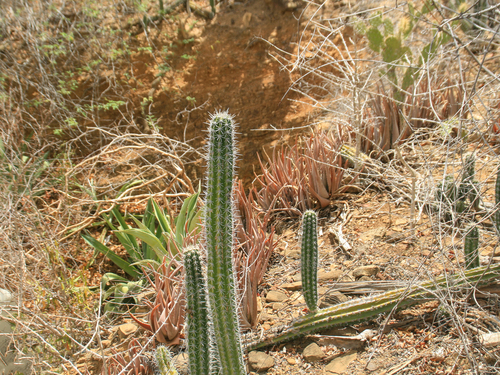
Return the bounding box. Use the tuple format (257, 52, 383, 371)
(82, 188, 201, 312)
(301, 210, 319, 312)
(464, 225, 480, 269)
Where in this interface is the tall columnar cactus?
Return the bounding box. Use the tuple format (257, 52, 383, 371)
(204, 111, 245, 375)
(464, 225, 480, 269)
(155, 346, 178, 375)
(183, 246, 212, 375)
(301, 210, 319, 312)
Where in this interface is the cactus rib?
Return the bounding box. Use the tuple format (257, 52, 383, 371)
(243, 264, 500, 351)
(301, 210, 319, 312)
(204, 111, 245, 375)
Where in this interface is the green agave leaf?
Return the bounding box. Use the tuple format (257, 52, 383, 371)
(131, 259, 162, 269)
(109, 206, 140, 259)
(82, 234, 141, 279)
(152, 199, 172, 233)
(119, 228, 167, 260)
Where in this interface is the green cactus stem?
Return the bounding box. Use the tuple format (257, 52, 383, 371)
(494, 168, 500, 235)
(183, 246, 212, 375)
(243, 264, 500, 351)
(464, 225, 480, 269)
(155, 346, 178, 375)
(204, 111, 245, 375)
(301, 210, 319, 312)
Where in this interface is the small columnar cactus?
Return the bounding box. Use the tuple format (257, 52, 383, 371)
(183, 246, 212, 375)
(464, 225, 479, 269)
(301, 210, 319, 312)
(154, 346, 178, 375)
(495, 168, 500, 235)
(204, 111, 245, 375)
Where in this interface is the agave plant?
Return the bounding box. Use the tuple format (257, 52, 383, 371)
(82, 188, 201, 312)
(255, 131, 347, 215)
(255, 144, 311, 216)
(105, 338, 154, 375)
(234, 179, 276, 329)
(130, 258, 185, 345)
(361, 78, 465, 155)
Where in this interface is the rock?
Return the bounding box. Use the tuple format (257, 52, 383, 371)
(248, 351, 274, 372)
(266, 290, 287, 303)
(318, 270, 343, 282)
(319, 291, 348, 308)
(286, 357, 297, 365)
(172, 352, 189, 375)
(365, 360, 382, 372)
(284, 249, 301, 260)
(242, 12, 253, 28)
(118, 323, 138, 338)
(324, 352, 357, 374)
(302, 342, 324, 362)
(272, 302, 284, 311)
(352, 265, 380, 279)
(0, 289, 12, 305)
(282, 281, 302, 290)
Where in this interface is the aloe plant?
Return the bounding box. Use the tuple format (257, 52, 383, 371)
(464, 225, 480, 269)
(301, 210, 319, 312)
(204, 111, 245, 374)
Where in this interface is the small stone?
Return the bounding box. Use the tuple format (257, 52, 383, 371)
(324, 352, 357, 374)
(0, 289, 12, 305)
(242, 12, 253, 28)
(118, 323, 138, 338)
(302, 342, 325, 362)
(285, 249, 301, 260)
(172, 352, 189, 375)
(352, 266, 380, 279)
(358, 276, 372, 282)
(272, 302, 284, 311)
(248, 351, 275, 372)
(282, 281, 302, 290)
(318, 270, 343, 282)
(101, 339, 112, 349)
(365, 360, 381, 372)
(286, 357, 297, 365)
(266, 290, 287, 303)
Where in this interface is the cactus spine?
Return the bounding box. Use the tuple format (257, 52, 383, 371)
(301, 210, 319, 312)
(204, 111, 245, 375)
(464, 225, 480, 269)
(183, 246, 212, 375)
(155, 346, 178, 375)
